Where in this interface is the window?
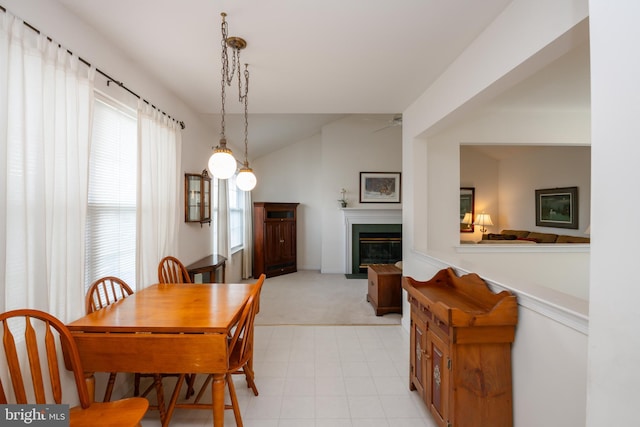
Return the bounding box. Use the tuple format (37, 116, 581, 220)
(85, 95, 137, 291)
(228, 175, 245, 251)
(213, 175, 246, 253)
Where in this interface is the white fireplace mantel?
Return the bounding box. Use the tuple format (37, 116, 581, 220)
(343, 208, 402, 273)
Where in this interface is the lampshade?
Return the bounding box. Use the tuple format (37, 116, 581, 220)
(208, 142, 237, 179)
(236, 166, 257, 191)
(461, 212, 473, 225)
(475, 213, 493, 227)
(475, 213, 493, 235)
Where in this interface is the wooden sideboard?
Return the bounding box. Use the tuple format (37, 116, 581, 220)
(403, 268, 518, 427)
(367, 264, 402, 315)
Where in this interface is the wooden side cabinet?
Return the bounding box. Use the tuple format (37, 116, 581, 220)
(253, 202, 299, 278)
(367, 264, 402, 316)
(403, 268, 518, 427)
(185, 254, 227, 283)
(184, 170, 211, 226)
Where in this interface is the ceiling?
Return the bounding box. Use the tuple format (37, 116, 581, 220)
(52, 0, 514, 159)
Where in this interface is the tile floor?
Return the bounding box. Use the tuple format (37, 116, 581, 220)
(141, 324, 437, 427)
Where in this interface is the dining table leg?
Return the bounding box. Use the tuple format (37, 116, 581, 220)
(211, 373, 226, 426)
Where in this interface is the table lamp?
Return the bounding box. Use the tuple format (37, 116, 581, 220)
(475, 213, 493, 237)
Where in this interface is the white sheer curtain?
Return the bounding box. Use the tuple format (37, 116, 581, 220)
(242, 191, 253, 279)
(136, 101, 182, 289)
(216, 179, 231, 261)
(0, 11, 94, 321)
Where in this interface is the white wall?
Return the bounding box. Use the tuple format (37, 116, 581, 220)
(587, 1, 640, 425)
(498, 145, 591, 233)
(402, 1, 591, 426)
(252, 115, 402, 273)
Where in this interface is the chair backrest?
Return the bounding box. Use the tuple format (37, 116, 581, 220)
(158, 256, 192, 283)
(85, 276, 134, 314)
(228, 274, 266, 366)
(0, 309, 91, 408)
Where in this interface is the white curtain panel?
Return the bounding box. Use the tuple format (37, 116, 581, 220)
(0, 11, 94, 321)
(215, 179, 232, 268)
(242, 191, 253, 279)
(216, 179, 231, 260)
(136, 101, 182, 289)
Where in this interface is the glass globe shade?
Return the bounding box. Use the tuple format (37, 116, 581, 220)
(208, 149, 237, 179)
(236, 167, 257, 191)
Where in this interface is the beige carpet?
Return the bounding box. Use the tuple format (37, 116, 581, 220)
(249, 270, 401, 325)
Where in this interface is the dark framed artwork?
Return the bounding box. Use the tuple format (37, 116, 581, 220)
(359, 172, 401, 203)
(460, 187, 475, 232)
(535, 186, 578, 229)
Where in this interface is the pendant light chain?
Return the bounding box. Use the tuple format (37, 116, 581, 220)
(209, 12, 257, 190)
(243, 64, 250, 166)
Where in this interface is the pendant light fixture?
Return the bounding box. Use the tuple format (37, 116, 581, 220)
(236, 63, 257, 191)
(207, 12, 257, 191)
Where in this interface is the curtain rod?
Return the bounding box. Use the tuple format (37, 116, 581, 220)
(0, 5, 186, 130)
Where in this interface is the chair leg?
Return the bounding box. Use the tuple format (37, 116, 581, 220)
(243, 366, 259, 396)
(134, 373, 141, 396)
(185, 374, 196, 398)
(227, 372, 243, 427)
(103, 372, 117, 402)
(154, 374, 167, 426)
(193, 374, 213, 404)
(140, 380, 157, 398)
(162, 374, 185, 427)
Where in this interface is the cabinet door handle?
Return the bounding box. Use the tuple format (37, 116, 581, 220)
(280, 239, 285, 243)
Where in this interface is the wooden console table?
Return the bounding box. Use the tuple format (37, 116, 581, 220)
(403, 267, 518, 427)
(186, 254, 227, 283)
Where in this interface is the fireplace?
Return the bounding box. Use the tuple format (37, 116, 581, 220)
(342, 208, 402, 277)
(353, 224, 402, 274)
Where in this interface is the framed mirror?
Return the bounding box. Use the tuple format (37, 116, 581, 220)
(185, 170, 212, 226)
(460, 187, 475, 232)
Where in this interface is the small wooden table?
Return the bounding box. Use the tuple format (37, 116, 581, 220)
(367, 264, 403, 316)
(186, 254, 227, 283)
(67, 282, 255, 427)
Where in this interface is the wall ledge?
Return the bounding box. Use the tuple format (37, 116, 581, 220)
(407, 249, 589, 335)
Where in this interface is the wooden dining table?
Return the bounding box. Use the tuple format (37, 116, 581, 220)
(67, 282, 256, 427)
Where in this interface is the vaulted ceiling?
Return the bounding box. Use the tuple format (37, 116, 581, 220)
(48, 0, 518, 158)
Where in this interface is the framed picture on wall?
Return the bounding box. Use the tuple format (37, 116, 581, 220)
(360, 172, 401, 203)
(535, 186, 578, 229)
(460, 187, 475, 232)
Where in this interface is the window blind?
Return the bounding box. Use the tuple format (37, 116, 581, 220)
(85, 96, 137, 291)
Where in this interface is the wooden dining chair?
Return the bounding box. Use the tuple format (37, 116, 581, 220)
(158, 255, 192, 283)
(0, 309, 148, 426)
(85, 276, 134, 402)
(175, 274, 266, 427)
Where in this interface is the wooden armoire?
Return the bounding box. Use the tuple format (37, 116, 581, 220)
(253, 202, 299, 278)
